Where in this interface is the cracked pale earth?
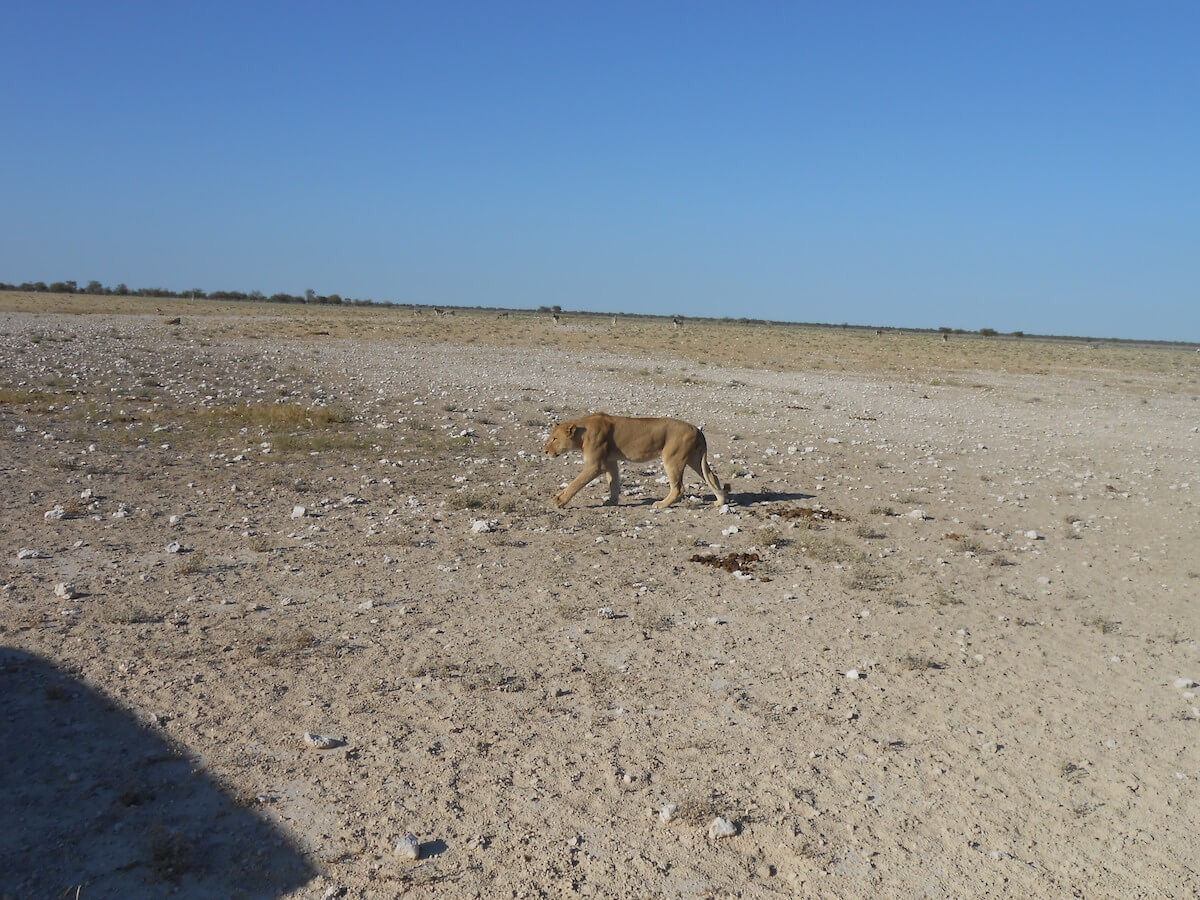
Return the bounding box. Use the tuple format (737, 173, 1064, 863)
(1, 293, 1197, 899)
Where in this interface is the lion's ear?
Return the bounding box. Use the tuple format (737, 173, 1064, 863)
(564, 424, 577, 438)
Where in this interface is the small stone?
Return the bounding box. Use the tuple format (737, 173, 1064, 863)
(54, 582, 77, 600)
(44, 507, 66, 521)
(845, 669, 860, 680)
(470, 519, 491, 533)
(17, 549, 41, 560)
(166, 541, 182, 553)
(302, 733, 342, 750)
(1173, 678, 1198, 689)
(394, 833, 421, 861)
(708, 817, 737, 839)
(906, 509, 926, 520)
(659, 803, 678, 823)
(169, 515, 181, 525)
(291, 506, 307, 519)
(597, 606, 616, 619)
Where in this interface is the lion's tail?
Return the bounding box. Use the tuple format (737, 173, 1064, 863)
(697, 429, 730, 504)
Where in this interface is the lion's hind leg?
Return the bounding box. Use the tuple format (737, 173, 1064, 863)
(655, 455, 686, 508)
(603, 459, 621, 505)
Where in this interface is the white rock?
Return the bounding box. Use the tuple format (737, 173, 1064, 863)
(54, 583, 76, 600)
(906, 509, 926, 520)
(44, 507, 66, 521)
(1025, 530, 1039, 540)
(291, 506, 307, 519)
(708, 817, 737, 839)
(394, 833, 421, 861)
(302, 733, 342, 750)
(597, 606, 616, 619)
(1173, 678, 1198, 689)
(845, 669, 861, 680)
(659, 803, 678, 823)
(169, 515, 181, 525)
(721, 526, 739, 535)
(470, 519, 492, 533)
(17, 549, 41, 559)
(165, 541, 182, 553)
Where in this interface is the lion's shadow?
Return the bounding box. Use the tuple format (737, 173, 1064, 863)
(619, 488, 815, 507)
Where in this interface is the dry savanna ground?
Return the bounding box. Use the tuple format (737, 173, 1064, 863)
(1, 293, 1197, 899)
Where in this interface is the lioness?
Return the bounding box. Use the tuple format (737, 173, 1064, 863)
(544, 412, 729, 509)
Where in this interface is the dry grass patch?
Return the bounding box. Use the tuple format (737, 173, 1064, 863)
(842, 564, 891, 591)
(1082, 615, 1120, 634)
(931, 590, 965, 608)
(899, 653, 945, 672)
(673, 793, 720, 826)
(0, 388, 61, 408)
(173, 551, 209, 576)
(796, 535, 865, 565)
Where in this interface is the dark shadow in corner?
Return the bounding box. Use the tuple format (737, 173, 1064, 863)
(0, 647, 317, 899)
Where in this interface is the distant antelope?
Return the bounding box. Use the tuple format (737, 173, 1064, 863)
(497, 311, 510, 318)
(611, 315, 617, 325)
(434, 308, 445, 317)
(672, 316, 682, 329)
(552, 314, 561, 324)
(942, 332, 949, 342)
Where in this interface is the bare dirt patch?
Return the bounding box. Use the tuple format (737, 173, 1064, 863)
(1, 293, 1198, 898)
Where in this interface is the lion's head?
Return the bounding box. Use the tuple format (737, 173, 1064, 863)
(543, 422, 578, 457)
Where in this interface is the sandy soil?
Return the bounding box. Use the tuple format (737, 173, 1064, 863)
(1, 296, 1197, 899)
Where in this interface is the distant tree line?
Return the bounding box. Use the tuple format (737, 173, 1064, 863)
(0, 279, 393, 307)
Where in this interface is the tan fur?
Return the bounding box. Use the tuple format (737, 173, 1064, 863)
(544, 412, 730, 509)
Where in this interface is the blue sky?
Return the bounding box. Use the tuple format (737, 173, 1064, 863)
(2, 2, 1197, 340)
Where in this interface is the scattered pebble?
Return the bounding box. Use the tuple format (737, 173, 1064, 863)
(291, 505, 307, 519)
(17, 548, 42, 559)
(845, 669, 861, 680)
(394, 833, 421, 861)
(165, 541, 182, 553)
(471, 519, 492, 533)
(302, 733, 343, 750)
(708, 817, 737, 839)
(597, 606, 616, 619)
(659, 803, 678, 823)
(44, 506, 66, 521)
(1173, 678, 1198, 690)
(54, 582, 77, 600)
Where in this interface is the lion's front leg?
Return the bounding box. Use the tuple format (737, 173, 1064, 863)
(553, 461, 603, 507)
